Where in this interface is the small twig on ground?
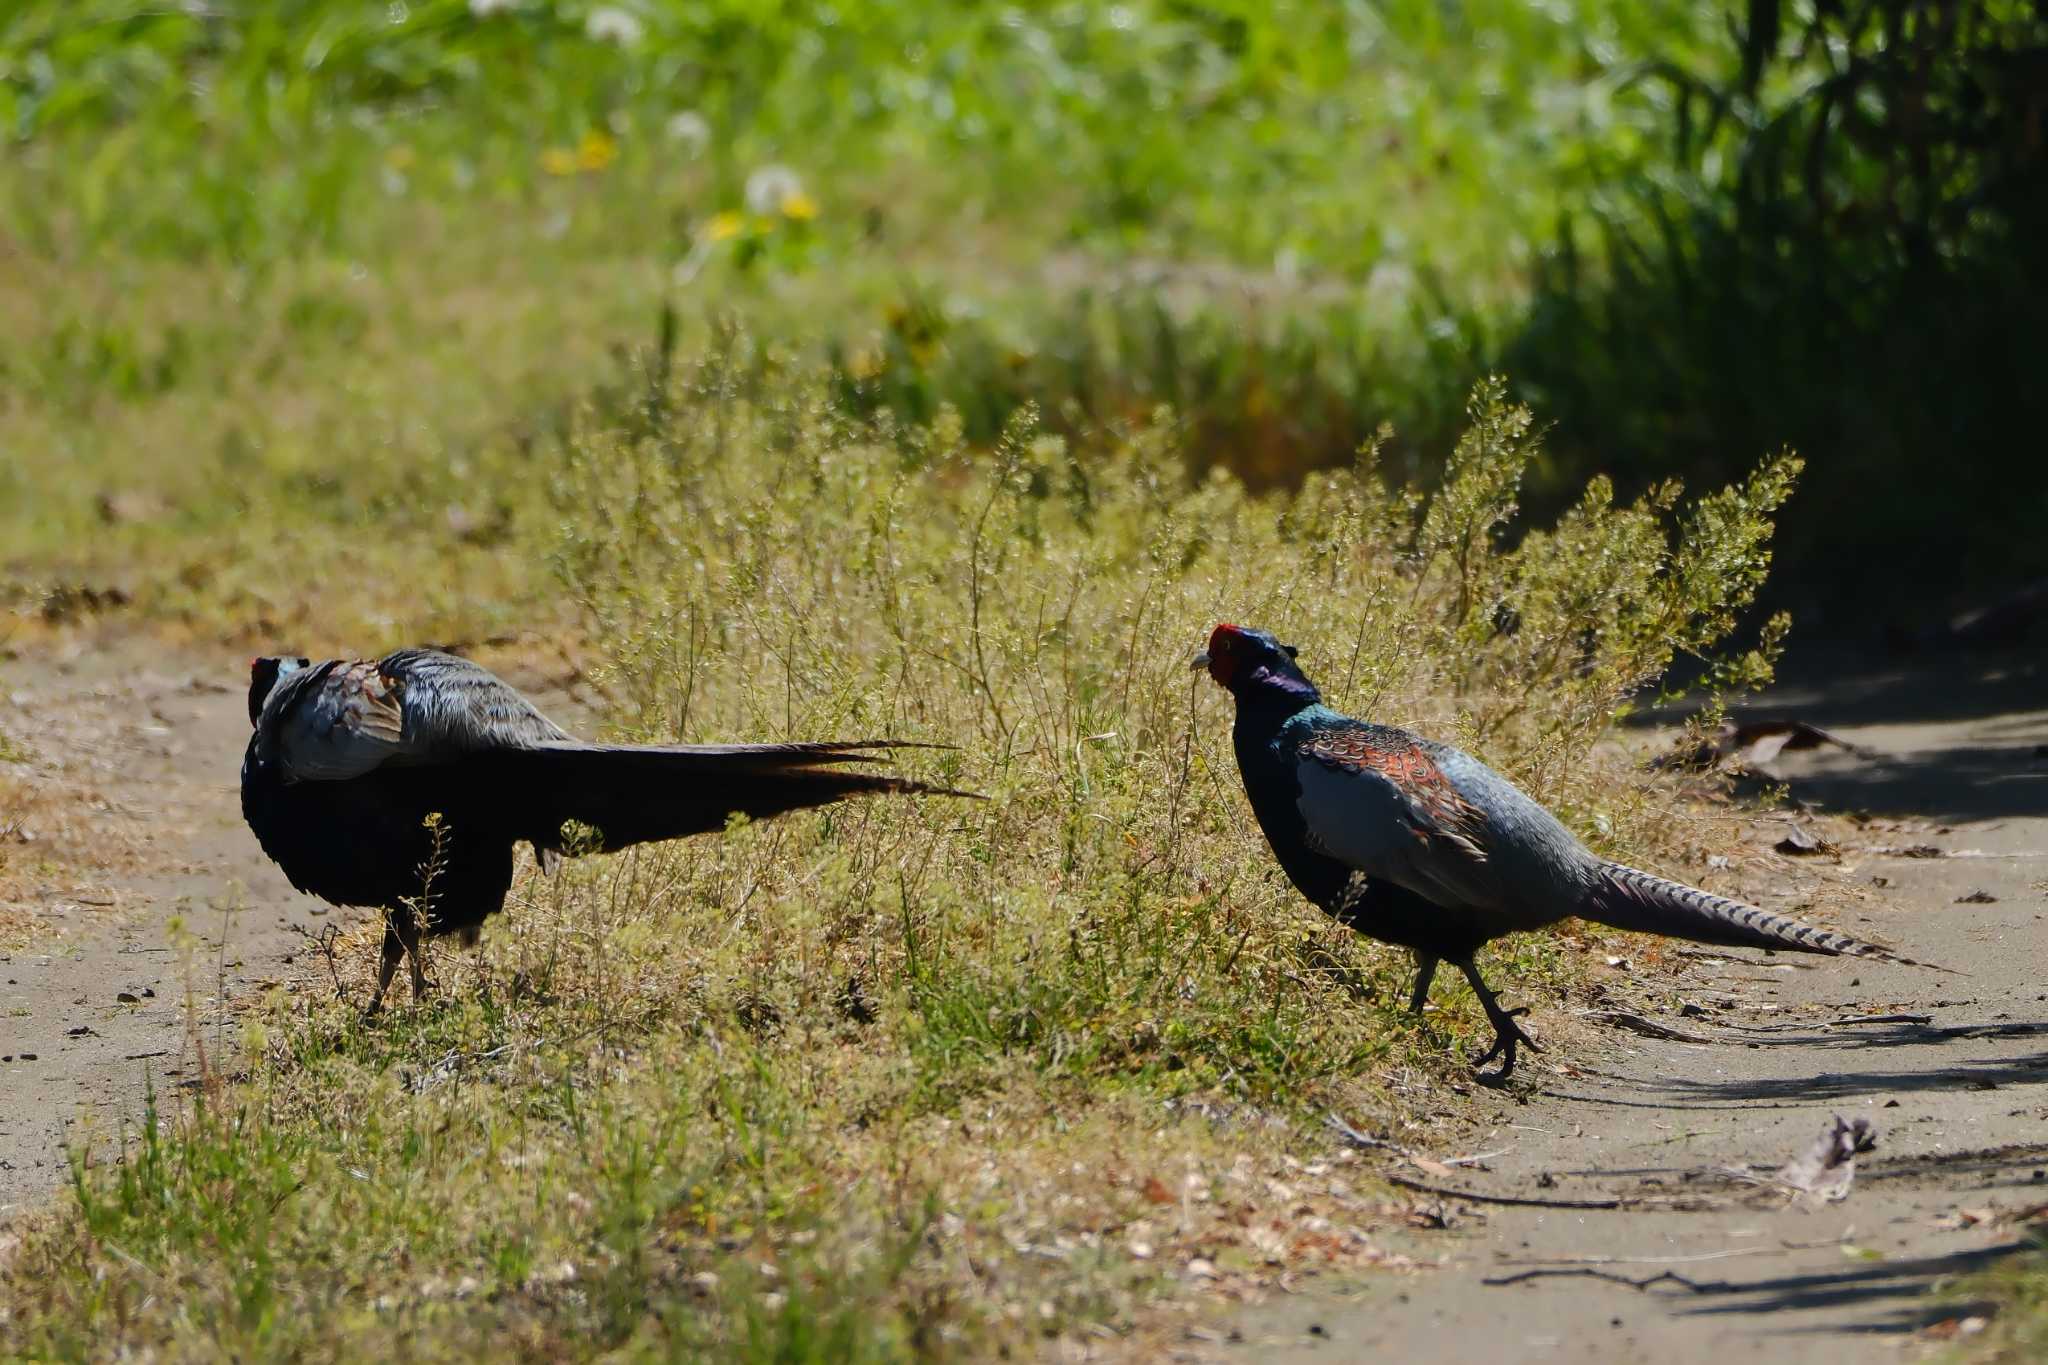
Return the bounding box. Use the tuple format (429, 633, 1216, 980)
(1674, 947, 1813, 969)
(1382, 1174, 1718, 1212)
(1496, 1247, 1769, 1269)
(1444, 1148, 1512, 1166)
(1483, 1267, 1724, 1292)
(1582, 1009, 1721, 1044)
(1724, 1013, 1934, 1033)
(1323, 1112, 1420, 1159)
(292, 922, 348, 1001)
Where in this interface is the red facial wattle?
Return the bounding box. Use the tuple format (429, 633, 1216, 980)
(1204, 622, 1245, 685)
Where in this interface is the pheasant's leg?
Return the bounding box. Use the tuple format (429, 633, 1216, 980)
(1454, 958, 1540, 1081)
(1406, 953, 1440, 1014)
(365, 923, 405, 1018)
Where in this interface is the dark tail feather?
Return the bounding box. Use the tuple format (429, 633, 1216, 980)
(479, 741, 979, 852)
(1582, 860, 1953, 972)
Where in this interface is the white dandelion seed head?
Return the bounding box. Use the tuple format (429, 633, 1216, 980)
(585, 6, 644, 45)
(665, 110, 712, 157)
(744, 164, 804, 216)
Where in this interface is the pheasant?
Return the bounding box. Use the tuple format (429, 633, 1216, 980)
(243, 648, 971, 1014)
(1195, 623, 1929, 1080)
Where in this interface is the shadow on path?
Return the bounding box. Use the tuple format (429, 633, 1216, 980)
(1666, 1242, 2021, 1334)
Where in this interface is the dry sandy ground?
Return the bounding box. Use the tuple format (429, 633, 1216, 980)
(2, 631, 2044, 1362)
(0, 632, 308, 1215)
(1221, 647, 2048, 1362)
(0, 629, 591, 1218)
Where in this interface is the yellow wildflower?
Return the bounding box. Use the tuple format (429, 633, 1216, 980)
(577, 129, 618, 173)
(704, 211, 747, 242)
(846, 345, 885, 381)
(778, 189, 819, 222)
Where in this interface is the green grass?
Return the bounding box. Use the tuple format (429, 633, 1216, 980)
(5, 1, 1706, 272)
(1936, 1232, 2048, 1361)
(0, 367, 1799, 1358)
(0, 0, 1721, 638)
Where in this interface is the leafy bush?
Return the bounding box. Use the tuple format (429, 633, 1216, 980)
(1507, 0, 2048, 607)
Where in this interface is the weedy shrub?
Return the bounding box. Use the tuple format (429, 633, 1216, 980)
(1942, 1231, 2048, 1362)
(0, 363, 1798, 1359)
(550, 353, 1796, 1092)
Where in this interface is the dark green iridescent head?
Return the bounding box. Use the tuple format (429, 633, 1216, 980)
(1192, 623, 1319, 704)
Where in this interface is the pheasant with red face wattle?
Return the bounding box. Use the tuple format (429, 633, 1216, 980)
(1196, 623, 1933, 1080)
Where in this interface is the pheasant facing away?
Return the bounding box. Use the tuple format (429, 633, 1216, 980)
(243, 648, 970, 1014)
(1196, 623, 1929, 1080)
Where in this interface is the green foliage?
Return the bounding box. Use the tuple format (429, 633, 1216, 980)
(1508, 0, 2048, 604)
(1, 1, 1700, 273)
(1943, 1231, 2048, 1363)
(0, 0, 1731, 626)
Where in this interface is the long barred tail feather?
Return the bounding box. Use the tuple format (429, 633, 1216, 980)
(1582, 861, 1955, 972)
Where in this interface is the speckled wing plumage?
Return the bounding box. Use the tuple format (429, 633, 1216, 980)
(253, 648, 574, 783)
(1290, 723, 1523, 915)
(1298, 726, 1490, 858)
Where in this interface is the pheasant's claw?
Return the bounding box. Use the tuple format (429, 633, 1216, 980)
(1468, 1006, 1542, 1083)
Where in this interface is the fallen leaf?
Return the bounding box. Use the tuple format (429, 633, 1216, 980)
(1956, 889, 1999, 904)
(1775, 827, 1836, 856)
(1933, 1207, 1997, 1230)
(1922, 1315, 1990, 1339)
(1408, 1156, 1457, 1180)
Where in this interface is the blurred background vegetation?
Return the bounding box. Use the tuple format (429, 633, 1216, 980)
(2, 0, 2040, 633)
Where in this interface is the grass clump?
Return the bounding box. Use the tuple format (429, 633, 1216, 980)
(1943, 1232, 2048, 1362)
(0, 359, 1800, 1358)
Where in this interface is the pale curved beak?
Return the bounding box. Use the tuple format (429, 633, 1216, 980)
(1189, 650, 1211, 672)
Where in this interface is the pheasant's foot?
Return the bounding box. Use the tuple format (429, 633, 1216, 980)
(1468, 1005, 1541, 1083)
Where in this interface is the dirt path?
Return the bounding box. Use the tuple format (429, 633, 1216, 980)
(0, 634, 305, 1216)
(0, 631, 590, 1222)
(1223, 649, 2048, 1361)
